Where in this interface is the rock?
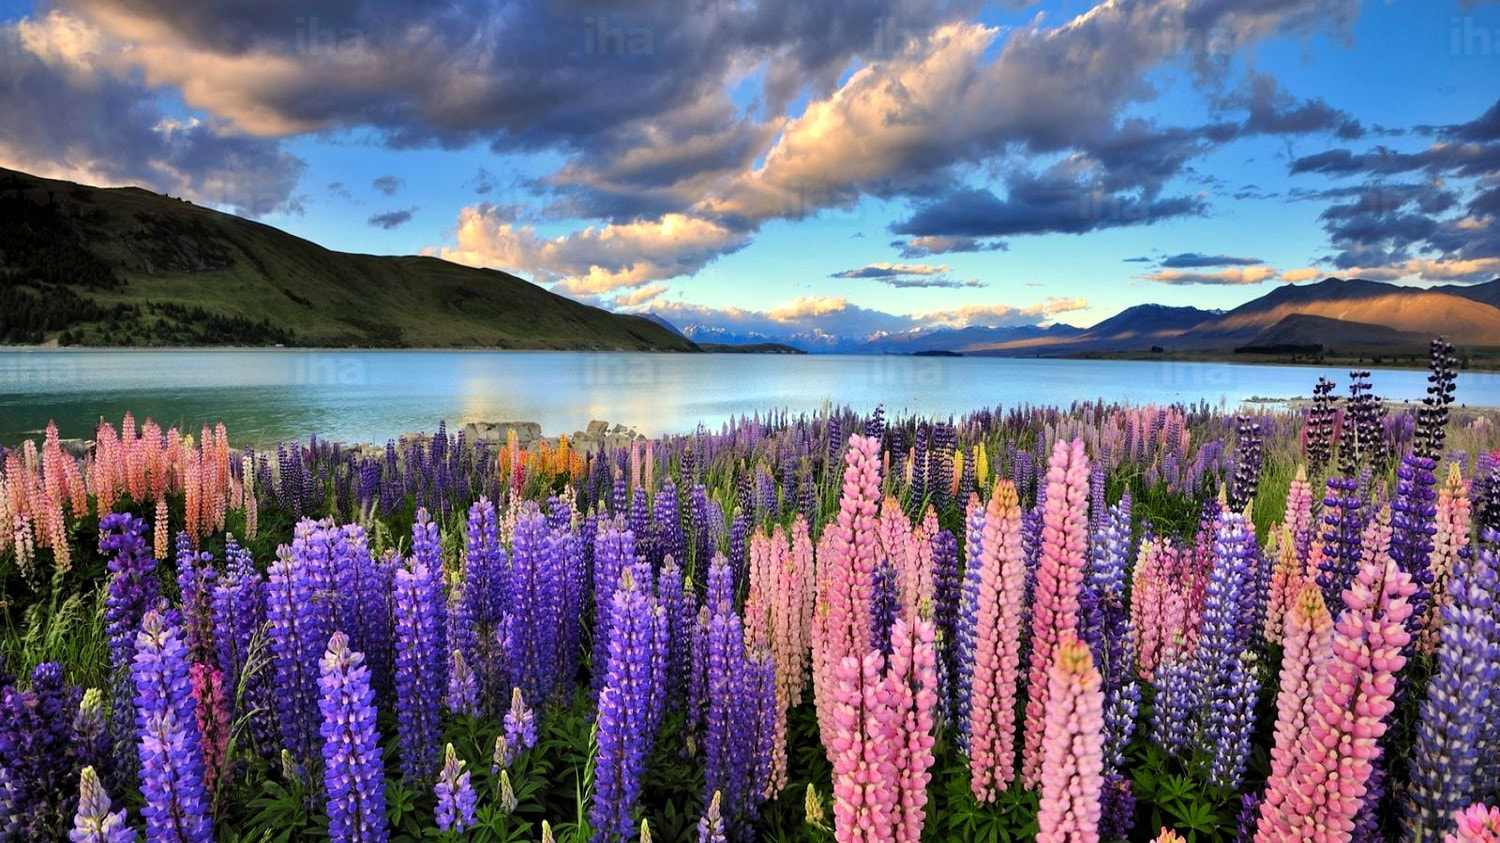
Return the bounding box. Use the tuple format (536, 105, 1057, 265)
(462, 421, 542, 446)
(587, 420, 609, 435)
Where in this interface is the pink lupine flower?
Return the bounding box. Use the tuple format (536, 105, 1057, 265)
(968, 480, 1026, 802)
(1256, 583, 1334, 839)
(1151, 830, 1187, 843)
(1446, 805, 1500, 843)
(812, 434, 883, 752)
(1035, 635, 1105, 843)
(190, 661, 231, 797)
(828, 651, 893, 843)
(1264, 524, 1301, 644)
(1259, 552, 1415, 842)
(745, 518, 814, 795)
(1421, 464, 1472, 654)
(1023, 438, 1091, 790)
(880, 615, 938, 843)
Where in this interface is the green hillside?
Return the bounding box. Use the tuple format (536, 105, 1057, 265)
(0, 167, 698, 350)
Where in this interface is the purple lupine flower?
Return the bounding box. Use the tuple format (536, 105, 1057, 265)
(1236, 792, 1261, 843)
(954, 493, 985, 752)
(393, 517, 446, 783)
(463, 498, 508, 712)
(930, 528, 961, 713)
(690, 484, 713, 567)
(1406, 532, 1500, 840)
(1415, 337, 1458, 461)
(1150, 656, 1194, 754)
(132, 610, 212, 843)
(73, 689, 111, 784)
(334, 525, 394, 700)
(446, 648, 479, 718)
(1341, 370, 1389, 476)
(1086, 490, 1139, 824)
(1392, 452, 1439, 638)
(211, 537, 274, 753)
(548, 497, 587, 700)
(265, 536, 332, 763)
(504, 503, 573, 705)
(503, 687, 536, 754)
(653, 482, 686, 568)
(870, 560, 899, 657)
(317, 632, 387, 843)
(174, 533, 217, 666)
(1187, 509, 1259, 787)
(1228, 416, 1264, 512)
(1100, 773, 1136, 843)
(0, 662, 82, 839)
(1318, 475, 1363, 615)
(659, 557, 696, 711)
(69, 766, 132, 843)
(592, 519, 637, 696)
(434, 744, 476, 834)
(727, 513, 749, 591)
(697, 791, 728, 843)
(1306, 376, 1339, 471)
(592, 567, 668, 842)
(101, 513, 160, 680)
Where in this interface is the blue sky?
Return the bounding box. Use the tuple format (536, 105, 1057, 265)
(1, 0, 1496, 347)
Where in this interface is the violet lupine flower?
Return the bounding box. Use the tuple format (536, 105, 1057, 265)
(265, 541, 330, 763)
(0, 662, 82, 840)
(210, 537, 275, 753)
(650, 557, 692, 718)
(503, 503, 567, 706)
(870, 560, 900, 658)
(503, 687, 537, 755)
(132, 610, 212, 843)
(1306, 376, 1339, 471)
(1319, 475, 1364, 615)
(1086, 491, 1139, 830)
(728, 511, 749, 589)
(697, 791, 728, 843)
(74, 688, 111, 783)
(1407, 533, 1500, 842)
(690, 484, 713, 567)
(592, 567, 668, 842)
(652, 482, 685, 568)
(954, 492, 986, 752)
(1392, 452, 1440, 639)
(0, 765, 19, 841)
(318, 632, 387, 843)
(101, 513, 160, 680)
(174, 534, 217, 666)
(445, 649, 479, 718)
(334, 525, 395, 701)
(434, 744, 477, 834)
(1341, 370, 1389, 476)
(1186, 508, 1259, 787)
(1415, 337, 1458, 462)
(591, 519, 636, 696)
(393, 523, 446, 783)
(930, 528, 961, 712)
(69, 766, 133, 843)
(1228, 416, 1264, 512)
(1150, 656, 1195, 754)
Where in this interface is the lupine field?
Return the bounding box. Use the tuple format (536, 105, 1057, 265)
(5, 341, 1500, 842)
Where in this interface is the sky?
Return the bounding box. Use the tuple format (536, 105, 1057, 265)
(1, 0, 1497, 348)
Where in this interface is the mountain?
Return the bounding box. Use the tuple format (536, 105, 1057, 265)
(965, 304, 1219, 355)
(640, 312, 687, 338)
(853, 322, 1084, 354)
(1174, 278, 1500, 348)
(1433, 278, 1500, 308)
(1235, 314, 1431, 352)
(0, 167, 697, 350)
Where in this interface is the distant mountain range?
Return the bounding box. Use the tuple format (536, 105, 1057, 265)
(2, 165, 1495, 358)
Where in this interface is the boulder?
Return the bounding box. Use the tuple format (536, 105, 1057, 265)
(587, 419, 609, 435)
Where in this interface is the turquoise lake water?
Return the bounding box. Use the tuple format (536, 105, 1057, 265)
(2, 349, 1496, 445)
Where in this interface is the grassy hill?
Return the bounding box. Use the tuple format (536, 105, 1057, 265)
(0, 167, 698, 350)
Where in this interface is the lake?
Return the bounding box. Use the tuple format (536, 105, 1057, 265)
(2, 349, 1497, 446)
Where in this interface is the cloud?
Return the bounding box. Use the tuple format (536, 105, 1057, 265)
(893, 235, 1007, 258)
(891, 170, 1205, 240)
(641, 292, 1088, 350)
(1158, 252, 1265, 268)
(1330, 258, 1500, 284)
(432, 204, 752, 297)
(0, 11, 304, 216)
(368, 207, 417, 229)
(1137, 266, 1281, 285)
(1280, 267, 1324, 283)
(831, 263, 950, 279)
(372, 175, 404, 196)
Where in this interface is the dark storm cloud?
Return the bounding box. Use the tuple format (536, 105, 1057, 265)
(0, 21, 303, 216)
(890, 166, 1205, 240)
